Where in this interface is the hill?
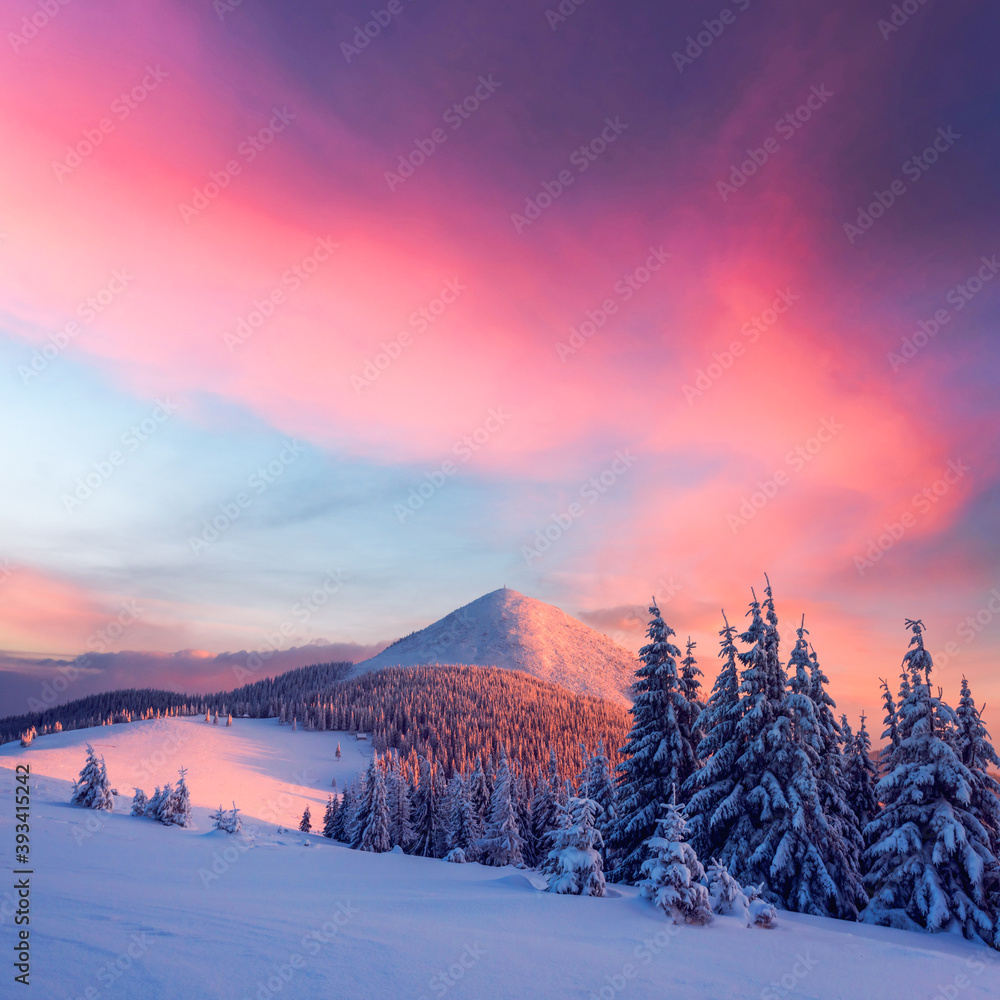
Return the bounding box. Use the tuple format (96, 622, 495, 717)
(353, 588, 636, 704)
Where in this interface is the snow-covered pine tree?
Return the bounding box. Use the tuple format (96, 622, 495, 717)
(805, 633, 866, 918)
(758, 634, 849, 918)
(514, 768, 533, 862)
(146, 783, 173, 823)
(322, 795, 339, 838)
(706, 856, 779, 927)
(581, 739, 617, 864)
(528, 771, 557, 867)
(347, 772, 367, 848)
(211, 803, 242, 833)
(543, 796, 606, 896)
(330, 784, 350, 843)
(387, 754, 415, 851)
(680, 637, 705, 755)
(468, 756, 490, 847)
(336, 742, 342, 760)
(639, 795, 711, 924)
(685, 611, 743, 860)
(704, 587, 783, 886)
(953, 676, 1000, 926)
(299, 805, 312, 833)
(167, 767, 192, 827)
(844, 712, 880, 855)
(358, 755, 392, 853)
(130, 787, 148, 817)
(706, 859, 753, 925)
(443, 773, 475, 857)
(607, 601, 692, 883)
(411, 756, 439, 857)
(71, 744, 115, 811)
(863, 620, 999, 945)
(479, 750, 524, 866)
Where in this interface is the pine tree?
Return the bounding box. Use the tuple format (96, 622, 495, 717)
(330, 785, 349, 843)
(358, 755, 392, 853)
(607, 601, 692, 883)
(71, 744, 114, 811)
(145, 783, 172, 823)
(346, 773, 367, 848)
(336, 742, 342, 760)
(167, 767, 192, 827)
(322, 795, 339, 838)
(299, 805, 312, 833)
(953, 676, 1000, 936)
(806, 634, 866, 918)
(543, 797, 605, 896)
(685, 611, 743, 860)
(706, 859, 753, 926)
(411, 757, 439, 857)
(211, 802, 241, 833)
(581, 739, 617, 864)
(707, 587, 784, 886)
(130, 787, 148, 817)
(863, 620, 998, 945)
(444, 773, 475, 856)
(513, 768, 533, 861)
(468, 756, 490, 852)
(479, 750, 524, 866)
(387, 755, 415, 851)
(528, 771, 557, 867)
(680, 637, 705, 754)
(639, 797, 712, 924)
(844, 712, 880, 854)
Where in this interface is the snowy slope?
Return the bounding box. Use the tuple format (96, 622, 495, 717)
(3, 719, 998, 1000)
(353, 588, 636, 705)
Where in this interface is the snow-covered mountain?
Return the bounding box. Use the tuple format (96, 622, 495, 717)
(352, 588, 636, 704)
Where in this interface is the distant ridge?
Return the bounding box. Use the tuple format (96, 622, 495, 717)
(352, 588, 636, 704)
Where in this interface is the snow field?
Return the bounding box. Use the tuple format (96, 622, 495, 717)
(0, 718, 997, 1000)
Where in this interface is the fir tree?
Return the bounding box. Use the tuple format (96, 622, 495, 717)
(299, 805, 312, 833)
(330, 785, 349, 843)
(411, 757, 439, 857)
(322, 795, 339, 838)
(358, 755, 392, 853)
(543, 797, 605, 896)
(145, 784, 171, 823)
(468, 756, 490, 852)
(387, 755, 415, 851)
(130, 787, 148, 817)
(479, 750, 524, 866)
(607, 601, 691, 883)
(167, 767, 192, 828)
(844, 712, 880, 853)
(863, 620, 999, 945)
(71, 744, 114, 811)
(685, 611, 743, 860)
(336, 742, 342, 760)
(580, 739, 617, 864)
(528, 771, 557, 867)
(680, 637, 705, 753)
(444, 773, 475, 856)
(639, 796, 712, 924)
(211, 803, 241, 833)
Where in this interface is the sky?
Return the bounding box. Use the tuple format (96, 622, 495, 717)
(1, 0, 998, 729)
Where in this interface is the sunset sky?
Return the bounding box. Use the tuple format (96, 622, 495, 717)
(1, 1, 998, 727)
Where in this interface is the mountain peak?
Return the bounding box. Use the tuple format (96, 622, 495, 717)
(353, 589, 636, 704)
